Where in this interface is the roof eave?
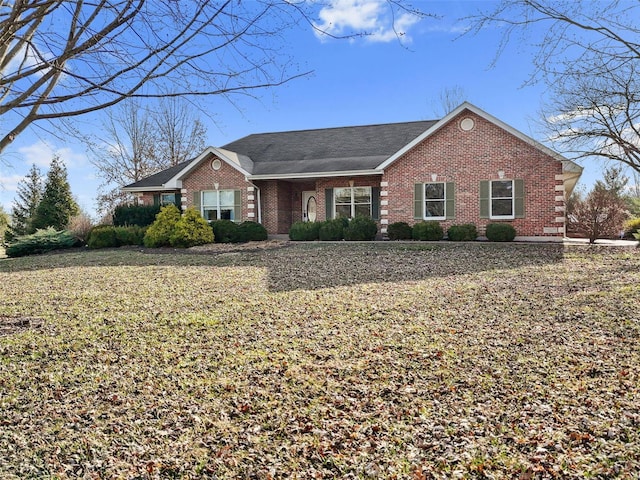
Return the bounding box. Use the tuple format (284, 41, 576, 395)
(248, 169, 383, 181)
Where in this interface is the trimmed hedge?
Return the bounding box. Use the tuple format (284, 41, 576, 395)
(6, 228, 79, 258)
(113, 204, 161, 227)
(412, 221, 443, 241)
(344, 216, 377, 241)
(211, 220, 239, 243)
(237, 221, 268, 242)
(87, 225, 147, 248)
(387, 222, 413, 240)
(143, 204, 182, 247)
(485, 223, 517, 242)
(319, 218, 348, 241)
(289, 221, 321, 241)
(447, 224, 478, 242)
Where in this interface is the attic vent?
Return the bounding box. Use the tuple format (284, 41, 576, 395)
(460, 118, 475, 132)
(211, 159, 222, 170)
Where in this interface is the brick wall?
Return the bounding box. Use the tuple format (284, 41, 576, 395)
(382, 110, 564, 237)
(182, 155, 250, 220)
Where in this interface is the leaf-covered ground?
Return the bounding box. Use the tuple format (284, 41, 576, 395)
(0, 243, 638, 479)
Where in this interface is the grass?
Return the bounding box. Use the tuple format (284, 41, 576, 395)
(0, 242, 638, 479)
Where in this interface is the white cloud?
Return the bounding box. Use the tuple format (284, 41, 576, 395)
(18, 140, 86, 169)
(313, 0, 420, 43)
(0, 173, 24, 194)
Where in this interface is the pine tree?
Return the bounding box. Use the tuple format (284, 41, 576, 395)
(7, 164, 43, 238)
(31, 157, 79, 231)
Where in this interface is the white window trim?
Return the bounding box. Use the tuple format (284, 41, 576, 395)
(334, 186, 372, 219)
(423, 182, 446, 221)
(201, 189, 237, 222)
(490, 179, 515, 220)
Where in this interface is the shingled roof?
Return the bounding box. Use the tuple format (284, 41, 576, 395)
(124, 120, 438, 188)
(221, 120, 438, 175)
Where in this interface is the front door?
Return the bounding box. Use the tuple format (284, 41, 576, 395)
(302, 191, 317, 222)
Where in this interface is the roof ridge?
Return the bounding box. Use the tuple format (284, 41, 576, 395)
(238, 119, 439, 138)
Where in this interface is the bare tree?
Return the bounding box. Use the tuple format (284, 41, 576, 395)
(153, 96, 206, 167)
(431, 85, 467, 117)
(468, 1, 640, 173)
(0, 1, 427, 155)
(90, 97, 208, 213)
(568, 185, 629, 243)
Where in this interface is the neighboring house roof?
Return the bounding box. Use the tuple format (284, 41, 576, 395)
(122, 102, 582, 194)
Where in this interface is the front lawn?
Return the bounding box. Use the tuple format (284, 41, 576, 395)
(0, 243, 638, 478)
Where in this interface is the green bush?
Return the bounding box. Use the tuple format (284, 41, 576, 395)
(319, 218, 348, 241)
(387, 222, 413, 240)
(170, 207, 214, 248)
(6, 228, 79, 258)
(113, 204, 161, 227)
(236, 221, 268, 242)
(485, 223, 517, 242)
(344, 216, 378, 241)
(289, 221, 321, 241)
(211, 220, 240, 243)
(447, 223, 478, 242)
(87, 226, 118, 249)
(623, 217, 640, 239)
(87, 225, 147, 248)
(115, 226, 146, 246)
(412, 221, 443, 241)
(143, 204, 182, 248)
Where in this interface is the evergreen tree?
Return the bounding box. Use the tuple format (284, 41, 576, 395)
(31, 157, 79, 231)
(7, 164, 43, 239)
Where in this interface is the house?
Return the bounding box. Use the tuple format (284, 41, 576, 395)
(122, 103, 582, 240)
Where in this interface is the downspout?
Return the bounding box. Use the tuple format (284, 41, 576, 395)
(246, 179, 262, 224)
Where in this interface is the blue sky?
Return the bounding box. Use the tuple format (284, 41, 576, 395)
(0, 0, 612, 219)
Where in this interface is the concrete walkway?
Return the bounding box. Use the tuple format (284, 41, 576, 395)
(563, 237, 638, 247)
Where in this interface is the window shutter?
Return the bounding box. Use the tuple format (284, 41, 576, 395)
(414, 183, 424, 219)
(514, 179, 525, 218)
(445, 182, 455, 220)
(234, 189, 242, 222)
(479, 181, 490, 218)
(193, 191, 201, 212)
(175, 193, 182, 209)
(371, 187, 380, 220)
(153, 194, 160, 206)
(325, 188, 334, 220)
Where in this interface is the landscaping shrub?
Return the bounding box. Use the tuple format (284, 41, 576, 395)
(319, 218, 348, 241)
(289, 221, 321, 241)
(114, 226, 146, 246)
(67, 212, 95, 244)
(387, 222, 413, 240)
(6, 228, 79, 257)
(236, 221, 268, 243)
(87, 226, 118, 249)
(412, 221, 443, 241)
(211, 220, 239, 243)
(344, 216, 377, 241)
(113, 204, 161, 227)
(623, 217, 640, 239)
(447, 223, 478, 242)
(143, 204, 181, 247)
(170, 207, 214, 248)
(485, 223, 517, 242)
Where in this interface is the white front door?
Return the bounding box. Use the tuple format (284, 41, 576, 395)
(302, 191, 317, 222)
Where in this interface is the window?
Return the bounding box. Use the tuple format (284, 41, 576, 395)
(490, 180, 514, 219)
(160, 193, 176, 206)
(334, 186, 372, 219)
(201, 190, 238, 221)
(414, 182, 454, 220)
(424, 183, 446, 220)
